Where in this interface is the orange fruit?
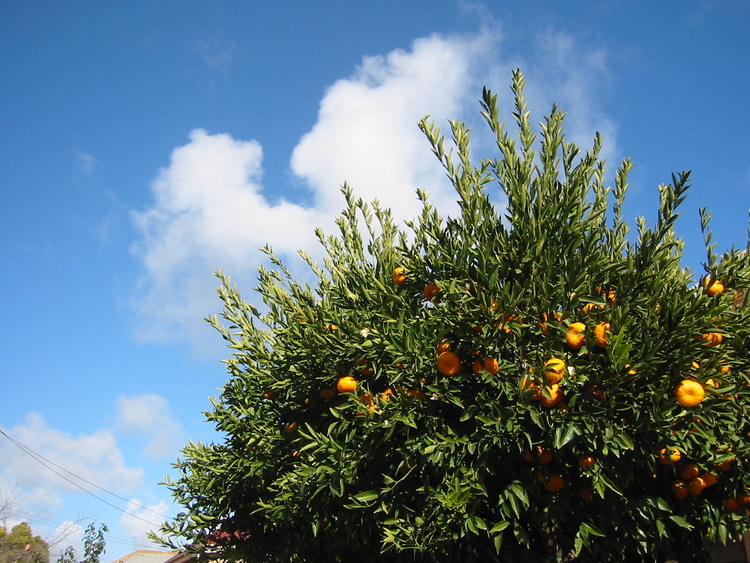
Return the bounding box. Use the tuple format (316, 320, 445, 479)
(539, 384, 564, 407)
(406, 387, 427, 400)
(392, 267, 407, 286)
(285, 421, 299, 434)
(705, 378, 719, 388)
(497, 314, 515, 334)
(543, 358, 566, 385)
(355, 359, 373, 375)
(714, 457, 734, 472)
(522, 449, 535, 462)
(718, 364, 730, 374)
(593, 321, 610, 348)
(531, 385, 544, 401)
(579, 487, 594, 501)
(380, 388, 394, 401)
(424, 283, 440, 302)
(538, 313, 550, 335)
(700, 472, 718, 487)
(724, 498, 740, 511)
(436, 351, 462, 376)
(336, 376, 358, 394)
(688, 477, 706, 496)
(700, 332, 724, 347)
(544, 473, 565, 492)
(578, 456, 596, 471)
(435, 339, 451, 355)
(565, 322, 586, 349)
(262, 388, 280, 400)
(739, 493, 750, 505)
(587, 385, 606, 402)
(319, 388, 337, 400)
(658, 447, 682, 465)
(672, 480, 689, 499)
(519, 374, 539, 393)
(565, 332, 585, 349)
(703, 277, 725, 297)
(472, 357, 500, 376)
(568, 321, 586, 334)
(323, 323, 339, 330)
(674, 379, 705, 407)
(535, 446, 553, 464)
(680, 463, 700, 480)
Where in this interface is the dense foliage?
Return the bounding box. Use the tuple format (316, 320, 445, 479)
(0, 523, 49, 563)
(159, 71, 750, 562)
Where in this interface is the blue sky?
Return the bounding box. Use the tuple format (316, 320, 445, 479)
(1, 1, 749, 560)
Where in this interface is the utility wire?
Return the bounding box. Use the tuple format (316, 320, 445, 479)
(22, 513, 158, 552)
(0, 429, 164, 528)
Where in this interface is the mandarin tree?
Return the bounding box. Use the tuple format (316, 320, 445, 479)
(157, 71, 750, 562)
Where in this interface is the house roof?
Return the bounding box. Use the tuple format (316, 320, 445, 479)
(112, 550, 184, 563)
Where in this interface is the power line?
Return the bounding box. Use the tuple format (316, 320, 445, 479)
(0, 429, 165, 528)
(14, 512, 160, 553)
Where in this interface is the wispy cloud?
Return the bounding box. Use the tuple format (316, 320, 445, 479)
(131, 25, 617, 349)
(521, 30, 617, 163)
(75, 150, 99, 177)
(114, 394, 185, 459)
(192, 38, 236, 74)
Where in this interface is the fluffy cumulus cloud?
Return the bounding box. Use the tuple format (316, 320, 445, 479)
(130, 130, 323, 345)
(291, 29, 503, 218)
(0, 414, 144, 498)
(131, 25, 617, 348)
(114, 394, 185, 459)
(119, 498, 170, 547)
(0, 414, 146, 543)
(0, 413, 175, 557)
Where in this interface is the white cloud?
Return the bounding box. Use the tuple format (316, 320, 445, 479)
(0, 413, 144, 503)
(48, 521, 84, 558)
(291, 29, 503, 218)
(130, 130, 323, 346)
(192, 39, 236, 74)
(119, 498, 169, 548)
(131, 25, 617, 349)
(114, 394, 185, 459)
(521, 30, 618, 164)
(76, 150, 99, 175)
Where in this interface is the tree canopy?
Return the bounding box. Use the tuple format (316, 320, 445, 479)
(0, 523, 49, 563)
(158, 70, 750, 562)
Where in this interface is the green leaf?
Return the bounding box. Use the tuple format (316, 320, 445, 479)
(553, 424, 579, 449)
(489, 520, 510, 534)
(352, 490, 379, 503)
(669, 515, 693, 530)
